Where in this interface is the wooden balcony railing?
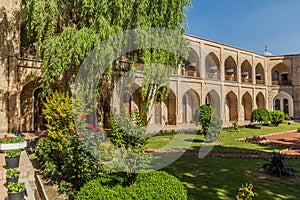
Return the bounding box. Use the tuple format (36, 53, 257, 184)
(183, 70, 200, 77)
(206, 73, 220, 80)
(225, 75, 237, 81)
(256, 80, 265, 84)
(241, 77, 252, 83)
(272, 80, 292, 85)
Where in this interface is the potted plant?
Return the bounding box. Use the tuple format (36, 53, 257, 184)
(6, 168, 20, 185)
(5, 150, 22, 169)
(7, 182, 26, 200)
(0, 136, 27, 151)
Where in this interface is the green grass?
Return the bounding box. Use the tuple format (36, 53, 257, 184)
(147, 123, 299, 153)
(162, 156, 300, 200)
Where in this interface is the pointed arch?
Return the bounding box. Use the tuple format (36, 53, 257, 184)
(20, 80, 43, 132)
(241, 60, 252, 83)
(225, 91, 238, 121)
(205, 52, 220, 79)
(205, 89, 221, 115)
(224, 56, 237, 81)
(272, 63, 292, 85)
(155, 87, 177, 125)
(272, 92, 293, 117)
(242, 92, 252, 120)
(182, 89, 200, 124)
(255, 63, 265, 84)
(256, 92, 265, 108)
(182, 48, 200, 77)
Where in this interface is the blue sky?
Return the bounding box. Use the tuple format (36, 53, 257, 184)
(186, 0, 300, 55)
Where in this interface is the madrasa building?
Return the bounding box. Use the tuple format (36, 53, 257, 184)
(1, 0, 300, 133)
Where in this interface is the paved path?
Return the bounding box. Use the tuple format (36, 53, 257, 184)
(0, 133, 38, 200)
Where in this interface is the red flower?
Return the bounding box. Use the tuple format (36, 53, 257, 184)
(77, 134, 83, 139)
(88, 124, 94, 130)
(3, 134, 7, 139)
(67, 187, 73, 191)
(69, 129, 74, 134)
(81, 115, 87, 119)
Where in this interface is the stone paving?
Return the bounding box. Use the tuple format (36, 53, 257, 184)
(0, 133, 38, 200)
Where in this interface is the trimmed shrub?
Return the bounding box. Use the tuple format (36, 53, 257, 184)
(193, 105, 223, 141)
(269, 110, 285, 126)
(250, 108, 269, 125)
(75, 171, 187, 200)
(262, 152, 296, 177)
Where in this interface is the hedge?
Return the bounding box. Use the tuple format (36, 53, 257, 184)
(75, 171, 187, 200)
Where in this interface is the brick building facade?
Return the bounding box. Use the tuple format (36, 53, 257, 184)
(1, 0, 300, 133)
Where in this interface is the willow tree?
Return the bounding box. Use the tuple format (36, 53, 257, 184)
(23, 0, 192, 126)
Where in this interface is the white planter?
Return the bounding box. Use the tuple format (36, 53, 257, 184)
(0, 141, 27, 151)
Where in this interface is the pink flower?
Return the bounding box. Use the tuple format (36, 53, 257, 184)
(81, 115, 87, 119)
(96, 126, 101, 132)
(88, 124, 94, 130)
(77, 134, 83, 139)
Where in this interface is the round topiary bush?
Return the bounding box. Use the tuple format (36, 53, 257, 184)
(75, 171, 187, 200)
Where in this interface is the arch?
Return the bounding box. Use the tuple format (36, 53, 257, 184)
(272, 91, 293, 117)
(225, 91, 238, 121)
(182, 48, 200, 77)
(155, 88, 177, 125)
(255, 63, 265, 84)
(205, 89, 221, 115)
(241, 60, 252, 83)
(20, 80, 42, 132)
(242, 92, 252, 120)
(182, 89, 200, 124)
(205, 52, 220, 79)
(271, 63, 292, 85)
(121, 92, 132, 115)
(224, 56, 237, 82)
(256, 92, 266, 108)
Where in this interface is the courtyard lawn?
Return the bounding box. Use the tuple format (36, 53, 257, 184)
(147, 122, 299, 152)
(162, 156, 300, 200)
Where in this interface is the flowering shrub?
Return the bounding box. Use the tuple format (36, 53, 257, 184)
(37, 91, 103, 193)
(236, 183, 258, 200)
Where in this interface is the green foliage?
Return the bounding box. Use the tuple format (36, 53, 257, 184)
(42, 91, 75, 134)
(0, 137, 25, 144)
(94, 141, 116, 162)
(193, 105, 212, 134)
(229, 119, 242, 132)
(75, 171, 187, 200)
(109, 111, 152, 184)
(262, 152, 296, 177)
(37, 91, 103, 190)
(6, 150, 22, 158)
(269, 110, 285, 126)
(297, 128, 300, 132)
(236, 183, 258, 200)
(37, 135, 103, 190)
(23, 0, 192, 99)
(154, 129, 180, 136)
(6, 168, 20, 178)
(7, 182, 26, 193)
(193, 105, 223, 141)
(250, 108, 269, 125)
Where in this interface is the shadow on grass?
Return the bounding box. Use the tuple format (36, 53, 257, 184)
(160, 153, 300, 200)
